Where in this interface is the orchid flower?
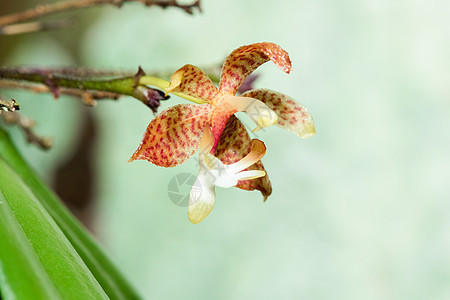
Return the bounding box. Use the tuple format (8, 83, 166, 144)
(188, 125, 266, 223)
(130, 42, 315, 223)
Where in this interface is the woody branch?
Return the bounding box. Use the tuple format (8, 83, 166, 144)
(0, 0, 201, 27)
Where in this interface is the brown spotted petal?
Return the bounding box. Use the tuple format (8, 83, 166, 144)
(242, 89, 315, 138)
(166, 64, 220, 103)
(130, 104, 212, 167)
(219, 42, 292, 96)
(214, 115, 272, 200)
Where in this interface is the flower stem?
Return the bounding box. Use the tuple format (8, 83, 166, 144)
(0, 67, 206, 107)
(0, 68, 137, 96)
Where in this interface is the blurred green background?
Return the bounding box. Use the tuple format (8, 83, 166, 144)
(1, 0, 449, 299)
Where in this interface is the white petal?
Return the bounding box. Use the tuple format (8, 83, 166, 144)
(188, 176, 216, 224)
(201, 153, 236, 188)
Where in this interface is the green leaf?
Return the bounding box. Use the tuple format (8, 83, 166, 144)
(0, 128, 140, 300)
(0, 157, 108, 299)
(0, 190, 60, 300)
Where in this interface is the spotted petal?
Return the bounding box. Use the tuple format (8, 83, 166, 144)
(166, 64, 220, 103)
(214, 115, 272, 200)
(242, 89, 315, 138)
(219, 42, 292, 95)
(130, 104, 212, 167)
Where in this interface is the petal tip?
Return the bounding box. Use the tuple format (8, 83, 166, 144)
(188, 214, 204, 224)
(129, 147, 143, 162)
(188, 202, 213, 224)
(285, 66, 292, 74)
(299, 122, 316, 138)
(250, 139, 267, 159)
(279, 59, 292, 74)
(262, 42, 292, 74)
(188, 179, 215, 224)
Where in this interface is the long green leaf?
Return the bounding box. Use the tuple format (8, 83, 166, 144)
(0, 157, 108, 299)
(0, 189, 60, 300)
(0, 128, 140, 300)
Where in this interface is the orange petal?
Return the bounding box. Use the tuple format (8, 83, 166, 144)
(166, 64, 220, 103)
(219, 42, 292, 95)
(209, 101, 237, 151)
(214, 115, 272, 200)
(130, 104, 212, 167)
(242, 89, 315, 138)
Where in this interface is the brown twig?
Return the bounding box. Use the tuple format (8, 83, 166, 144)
(0, 64, 221, 83)
(0, 18, 78, 35)
(0, 79, 122, 107)
(0, 111, 53, 150)
(0, 0, 201, 27)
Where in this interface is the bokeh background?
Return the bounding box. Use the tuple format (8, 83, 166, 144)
(1, 0, 449, 299)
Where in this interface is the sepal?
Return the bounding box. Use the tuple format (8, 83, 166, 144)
(130, 104, 211, 167)
(242, 89, 315, 138)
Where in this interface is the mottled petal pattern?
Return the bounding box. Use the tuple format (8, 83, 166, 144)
(242, 89, 315, 138)
(166, 64, 220, 103)
(130, 104, 212, 167)
(209, 100, 238, 151)
(214, 115, 272, 200)
(219, 42, 292, 95)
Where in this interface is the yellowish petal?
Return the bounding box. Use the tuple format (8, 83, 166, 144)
(223, 95, 278, 132)
(241, 89, 315, 138)
(235, 170, 266, 181)
(188, 176, 216, 224)
(166, 64, 220, 103)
